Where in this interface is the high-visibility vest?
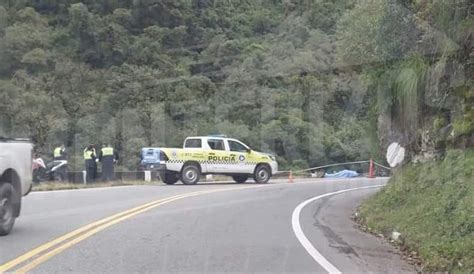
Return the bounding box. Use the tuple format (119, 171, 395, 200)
(54, 147, 62, 158)
(101, 147, 114, 156)
(84, 149, 95, 160)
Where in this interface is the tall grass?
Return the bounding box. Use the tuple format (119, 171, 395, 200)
(394, 55, 428, 132)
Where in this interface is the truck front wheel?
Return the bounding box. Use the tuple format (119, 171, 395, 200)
(254, 164, 271, 184)
(0, 183, 16, 236)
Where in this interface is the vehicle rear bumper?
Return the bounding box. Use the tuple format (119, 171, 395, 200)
(141, 163, 166, 171)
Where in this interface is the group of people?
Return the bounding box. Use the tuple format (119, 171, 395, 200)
(32, 144, 119, 184)
(82, 144, 119, 183)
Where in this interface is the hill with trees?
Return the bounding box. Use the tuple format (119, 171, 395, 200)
(0, 0, 472, 271)
(0, 0, 471, 171)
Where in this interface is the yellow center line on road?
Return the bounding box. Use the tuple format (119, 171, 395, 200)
(0, 185, 267, 273)
(0, 193, 190, 273)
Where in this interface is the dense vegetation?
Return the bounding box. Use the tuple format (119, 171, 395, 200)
(0, 0, 471, 172)
(0, 0, 472, 271)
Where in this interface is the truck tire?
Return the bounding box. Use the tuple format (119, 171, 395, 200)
(254, 164, 271, 184)
(0, 183, 16, 236)
(181, 164, 200, 185)
(232, 175, 248, 184)
(162, 172, 179, 185)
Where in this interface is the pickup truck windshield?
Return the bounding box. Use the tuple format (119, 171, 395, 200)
(228, 140, 248, 152)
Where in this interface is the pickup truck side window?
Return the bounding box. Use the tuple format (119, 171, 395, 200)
(228, 140, 248, 152)
(184, 139, 202, 148)
(207, 139, 225, 150)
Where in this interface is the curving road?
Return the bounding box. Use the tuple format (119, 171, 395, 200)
(0, 178, 414, 273)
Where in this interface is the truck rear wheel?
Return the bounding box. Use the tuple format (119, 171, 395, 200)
(0, 183, 16, 236)
(181, 164, 200, 185)
(232, 175, 248, 184)
(162, 172, 179, 185)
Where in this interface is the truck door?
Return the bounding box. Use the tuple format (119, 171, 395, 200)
(227, 139, 253, 173)
(206, 138, 229, 172)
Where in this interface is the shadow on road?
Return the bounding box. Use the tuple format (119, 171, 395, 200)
(164, 181, 263, 186)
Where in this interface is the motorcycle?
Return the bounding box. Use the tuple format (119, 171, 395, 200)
(33, 159, 68, 183)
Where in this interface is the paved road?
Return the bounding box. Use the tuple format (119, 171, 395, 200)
(0, 178, 414, 273)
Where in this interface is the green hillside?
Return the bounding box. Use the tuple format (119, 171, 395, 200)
(1, 1, 470, 171)
(0, 0, 472, 271)
(0, 0, 373, 170)
(359, 149, 474, 272)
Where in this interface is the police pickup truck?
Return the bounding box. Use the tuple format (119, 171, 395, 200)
(150, 136, 277, 185)
(0, 137, 33, 235)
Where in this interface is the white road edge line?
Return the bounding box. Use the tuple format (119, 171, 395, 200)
(291, 184, 385, 274)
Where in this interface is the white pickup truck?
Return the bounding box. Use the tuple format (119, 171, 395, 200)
(0, 137, 33, 236)
(155, 136, 278, 185)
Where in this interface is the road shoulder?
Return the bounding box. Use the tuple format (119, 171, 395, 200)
(299, 188, 416, 272)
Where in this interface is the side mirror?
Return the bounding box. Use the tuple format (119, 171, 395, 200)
(246, 148, 251, 153)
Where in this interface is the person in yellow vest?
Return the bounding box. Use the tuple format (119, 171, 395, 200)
(52, 144, 67, 181)
(84, 144, 97, 183)
(99, 144, 118, 182)
(53, 144, 66, 160)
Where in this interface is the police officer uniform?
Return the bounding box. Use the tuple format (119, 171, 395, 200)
(53, 146, 66, 160)
(99, 145, 118, 182)
(52, 145, 67, 180)
(84, 145, 97, 183)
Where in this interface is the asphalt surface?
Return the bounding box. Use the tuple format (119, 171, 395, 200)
(0, 178, 415, 273)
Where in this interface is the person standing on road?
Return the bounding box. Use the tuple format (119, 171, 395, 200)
(99, 144, 118, 182)
(84, 144, 97, 184)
